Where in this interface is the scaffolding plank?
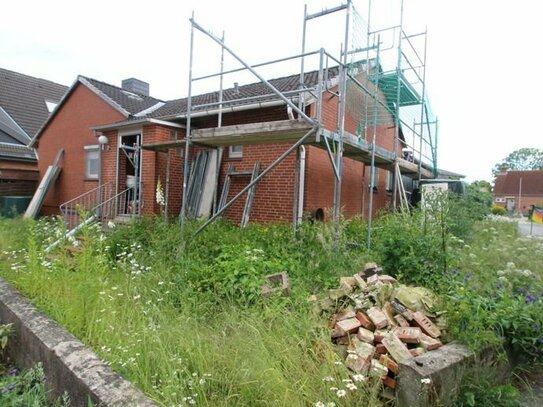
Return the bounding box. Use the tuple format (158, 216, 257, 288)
(191, 119, 314, 146)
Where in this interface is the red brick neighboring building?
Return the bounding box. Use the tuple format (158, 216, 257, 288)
(494, 170, 543, 214)
(31, 66, 411, 224)
(0, 68, 67, 199)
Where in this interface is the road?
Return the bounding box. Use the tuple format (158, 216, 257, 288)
(518, 218, 543, 237)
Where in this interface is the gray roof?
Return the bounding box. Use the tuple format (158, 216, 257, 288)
(81, 77, 163, 115)
(150, 68, 339, 119)
(0, 67, 68, 138)
(0, 142, 37, 161)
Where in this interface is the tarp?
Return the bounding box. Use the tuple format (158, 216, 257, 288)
(532, 205, 543, 224)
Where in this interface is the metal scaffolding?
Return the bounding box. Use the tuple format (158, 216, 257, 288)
(171, 0, 438, 243)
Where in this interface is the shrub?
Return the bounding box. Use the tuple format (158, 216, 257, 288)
(491, 204, 507, 215)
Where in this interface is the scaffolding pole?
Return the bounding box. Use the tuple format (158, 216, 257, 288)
(391, 0, 404, 209)
(180, 11, 195, 225)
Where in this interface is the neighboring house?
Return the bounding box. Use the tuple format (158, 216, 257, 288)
(32, 64, 418, 225)
(0, 67, 67, 197)
(493, 170, 543, 214)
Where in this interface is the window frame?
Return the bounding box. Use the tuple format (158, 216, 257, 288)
(228, 145, 243, 159)
(84, 145, 100, 180)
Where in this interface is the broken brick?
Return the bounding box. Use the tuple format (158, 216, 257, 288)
(340, 276, 357, 292)
(375, 343, 387, 354)
(382, 332, 413, 363)
(331, 326, 345, 339)
(345, 340, 375, 373)
(393, 327, 422, 344)
(357, 327, 375, 344)
(383, 302, 398, 327)
(335, 309, 356, 321)
(394, 314, 410, 327)
(382, 376, 397, 389)
(379, 354, 399, 375)
(409, 347, 426, 357)
(420, 333, 443, 350)
(366, 274, 380, 285)
(355, 311, 376, 330)
(353, 273, 368, 290)
(412, 311, 441, 338)
(374, 329, 389, 342)
(369, 359, 389, 378)
(402, 308, 414, 322)
(335, 317, 361, 336)
(366, 307, 388, 329)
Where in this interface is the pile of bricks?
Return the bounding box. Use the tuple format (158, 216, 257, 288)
(310, 263, 446, 391)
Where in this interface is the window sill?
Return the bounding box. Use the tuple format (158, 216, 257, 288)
(84, 178, 99, 182)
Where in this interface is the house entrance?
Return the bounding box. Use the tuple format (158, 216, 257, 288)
(118, 134, 141, 215)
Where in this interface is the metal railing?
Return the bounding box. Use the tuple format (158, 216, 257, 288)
(60, 182, 113, 229)
(95, 187, 139, 225)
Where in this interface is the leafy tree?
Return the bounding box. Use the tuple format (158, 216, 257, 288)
(492, 148, 543, 177)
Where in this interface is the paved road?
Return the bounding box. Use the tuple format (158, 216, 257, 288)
(518, 219, 543, 237)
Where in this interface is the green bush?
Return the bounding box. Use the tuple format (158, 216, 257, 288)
(491, 204, 507, 215)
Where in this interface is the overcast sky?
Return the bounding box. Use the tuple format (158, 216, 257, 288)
(2, 0, 541, 182)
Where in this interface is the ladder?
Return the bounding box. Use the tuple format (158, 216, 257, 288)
(218, 162, 260, 227)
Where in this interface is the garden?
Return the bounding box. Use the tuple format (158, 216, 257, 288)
(0, 189, 542, 406)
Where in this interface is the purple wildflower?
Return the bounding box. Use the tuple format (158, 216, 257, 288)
(525, 294, 538, 304)
(7, 367, 18, 376)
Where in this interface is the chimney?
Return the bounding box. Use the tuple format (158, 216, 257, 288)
(233, 82, 239, 96)
(122, 78, 149, 96)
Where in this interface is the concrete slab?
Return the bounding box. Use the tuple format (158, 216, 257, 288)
(0, 278, 157, 407)
(396, 342, 474, 407)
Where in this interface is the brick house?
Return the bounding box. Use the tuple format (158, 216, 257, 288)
(0, 67, 67, 198)
(31, 62, 431, 225)
(493, 170, 543, 214)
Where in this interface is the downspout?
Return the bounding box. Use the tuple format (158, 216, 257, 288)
(297, 145, 306, 224)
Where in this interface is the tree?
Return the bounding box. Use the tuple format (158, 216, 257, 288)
(492, 148, 543, 177)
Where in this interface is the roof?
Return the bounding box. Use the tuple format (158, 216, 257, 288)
(494, 170, 543, 196)
(80, 77, 163, 116)
(0, 142, 37, 162)
(150, 67, 340, 119)
(31, 76, 164, 146)
(0, 67, 68, 138)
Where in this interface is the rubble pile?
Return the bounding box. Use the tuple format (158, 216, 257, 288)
(310, 262, 447, 391)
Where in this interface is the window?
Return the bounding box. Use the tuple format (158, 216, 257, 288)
(84, 145, 100, 179)
(386, 170, 394, 191)
(368, 166, 379, 192)
(229, 145, 243, 158)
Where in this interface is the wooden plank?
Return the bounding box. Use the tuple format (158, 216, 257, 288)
(192, 119, 314, 146)
(0, 169, 39, 181)
(141, 140, 186, 152)
(24, 165, 61, 218)
(24, 149, 64, 219)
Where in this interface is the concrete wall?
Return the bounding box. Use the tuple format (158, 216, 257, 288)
(0, 278, 157, 407)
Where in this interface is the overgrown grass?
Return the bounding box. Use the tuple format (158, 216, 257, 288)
(0, 200, 541, 406)
(0, 217, 381, 406)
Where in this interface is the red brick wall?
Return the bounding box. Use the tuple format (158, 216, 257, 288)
(304, 75, 396, 219)
(36, 83, 125, 215)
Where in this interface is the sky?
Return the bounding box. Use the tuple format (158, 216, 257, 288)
(2, 0, 542, 182)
